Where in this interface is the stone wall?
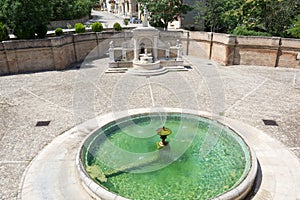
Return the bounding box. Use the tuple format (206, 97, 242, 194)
(48, 16, 90, 29)
(1, 31, 300, 76)
(0, 31, 127, 75)
(189, 32, 300, 68)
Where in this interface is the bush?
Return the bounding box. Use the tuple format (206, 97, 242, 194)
(14, 27, 35, 39)
(113, 22, 122, 31)
(233, 26, 272, 37)
(0, 22, 9, 41)
(55, 28, 64, 36)
(92, 22, 103, 32)
(74, 23, 85, 33)
(123, 19, 129, 26)
(35, 24, 48, 38)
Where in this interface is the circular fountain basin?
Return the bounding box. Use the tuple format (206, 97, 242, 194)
(77, 110, 257, 200)
(132, 60, 161, 70)
(128, 60, 168, 76)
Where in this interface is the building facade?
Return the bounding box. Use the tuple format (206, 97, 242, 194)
(105, 0, 140, 18)
(103, 0, 198, 29)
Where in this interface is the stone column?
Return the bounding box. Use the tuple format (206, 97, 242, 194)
(122, 49, 127, 60)
(128, 2, 132, 16)
(166, 48, 170, 59)
(153, 36, 158, 61)
(109, 41, 114, 62)
(177, 44, 183, 61)
(133, 38, 139, 61)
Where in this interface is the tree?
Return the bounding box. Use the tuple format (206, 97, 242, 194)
(2, 0, 52, 39)
(288, 14, 300, 38)
(51, 0, 96, 21)
(192, 0, 299, 36)
(193, 0, 225, 32)
(138, 0, 191, 30)
(239, 0, 299, 36)
(193, 0, 243, 33)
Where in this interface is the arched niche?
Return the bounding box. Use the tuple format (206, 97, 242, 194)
(139, 38, 153, 55)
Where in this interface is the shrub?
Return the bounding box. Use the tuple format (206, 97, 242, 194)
(0, 22, 9, 41)
(123, 19, 129, 26)
(35, 24, 48, 38)
(92, 22, 103, 32)
(233, 26, 272, 37)
(55, 28, 64, 36)
(74, 23, 85, 33)
(113, 22, 122, 31)
(14, 27, 35, 39)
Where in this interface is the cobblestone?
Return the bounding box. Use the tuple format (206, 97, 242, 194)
(0, 56, 299, 199)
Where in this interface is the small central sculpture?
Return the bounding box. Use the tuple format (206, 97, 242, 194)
(156, 126, 172, 149)
(139, 49, 153, 64)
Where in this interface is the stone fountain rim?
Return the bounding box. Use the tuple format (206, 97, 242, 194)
(76, 108, 258, 200)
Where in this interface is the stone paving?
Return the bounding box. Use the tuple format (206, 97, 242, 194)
(0, 56, 300, 199)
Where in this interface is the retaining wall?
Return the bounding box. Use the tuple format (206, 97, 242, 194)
(0, 31, 125, 75)
(1, 31, 300, 75)
(189, 32, 300, 68)
(48, 16, 90, 29)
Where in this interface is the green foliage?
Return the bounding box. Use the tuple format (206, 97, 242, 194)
(92, 22, 103, 32)
(113, 22, 122, 31)
(193, 0, 299, 36)
(138, 0, 191, 30)
(193, 0, 226, 32)
(287, 14, 300, 38)
(0, 0, 97, 39)
(2, 0, 52, 39)
(55, 28, 64, 36)
(75, 23, 86, 33)
(51, 0, 96, 21)
(35, 24, 48, 39)
(232, 26, 272, 37)
(239, 0, 299, 37)
(123, 19, 129, 26)
(0, 22, 9, 41)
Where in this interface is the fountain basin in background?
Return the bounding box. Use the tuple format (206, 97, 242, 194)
(132, 60, 161, 70)
(128, 60, 168, 76)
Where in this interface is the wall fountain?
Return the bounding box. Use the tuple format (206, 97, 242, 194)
(107, 7, 184, 76)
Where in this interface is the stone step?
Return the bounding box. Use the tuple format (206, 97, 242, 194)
(165, 66, 190, 71)
(105, 67, 128, 73)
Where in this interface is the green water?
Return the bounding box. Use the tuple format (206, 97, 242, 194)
(82, 113, 251, 200)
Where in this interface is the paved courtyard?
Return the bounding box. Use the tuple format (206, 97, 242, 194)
(0, 56, 300, 199)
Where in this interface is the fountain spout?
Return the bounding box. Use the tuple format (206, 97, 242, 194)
(156, 126, 172, 149)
